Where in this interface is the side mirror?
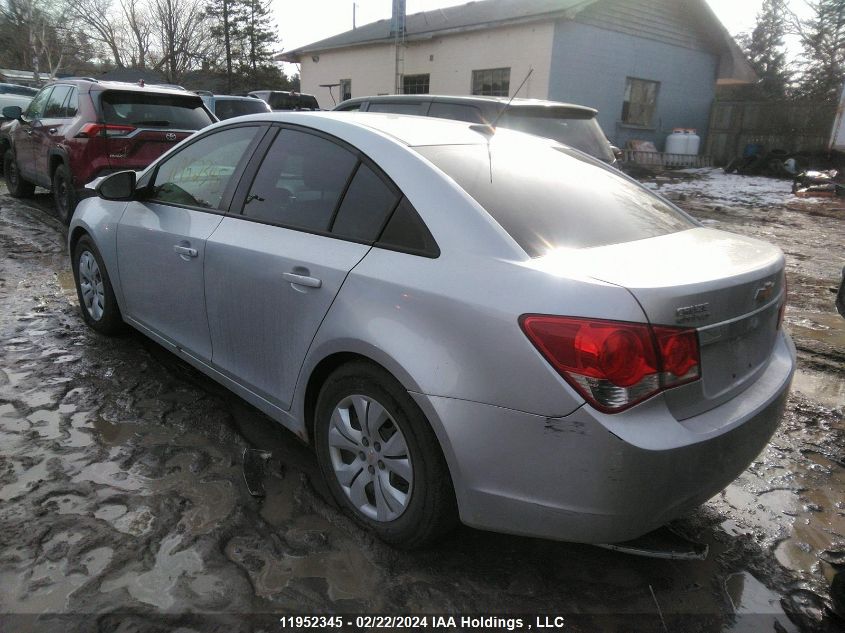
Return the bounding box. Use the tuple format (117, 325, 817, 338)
(96, 170, 136, 201)
(2, 105, 22, 120)
(610, 145, 624, 160)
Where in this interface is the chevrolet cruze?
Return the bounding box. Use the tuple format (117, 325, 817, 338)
(68, 112, 795, 548)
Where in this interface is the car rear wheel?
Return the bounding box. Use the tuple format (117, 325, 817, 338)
(314, 361, 457, 549)
(3, 149, 35, 198)
(72, 235, 124, 335)
(53, 164, 77, 224)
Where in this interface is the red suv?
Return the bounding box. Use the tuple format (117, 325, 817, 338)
(0, 78, 215, 223)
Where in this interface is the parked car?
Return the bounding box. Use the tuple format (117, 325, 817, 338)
(0, 83, 37, 117)
(248, 90, 320, 111)
(335, 94, 618, 164)
(198, 93, 272, 120)
(837, 266, 845, 318)
(69, 112, 794, 548)
(0, 78, 215, 223)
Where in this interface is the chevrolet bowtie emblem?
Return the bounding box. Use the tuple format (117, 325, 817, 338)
(754, 281, 775, 303)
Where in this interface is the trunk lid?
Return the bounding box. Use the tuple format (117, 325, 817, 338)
(534, 227, 786, 418)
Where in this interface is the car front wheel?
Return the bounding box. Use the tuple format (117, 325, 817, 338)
(53, 163, 77, 224)
(314, 361, 457, 549)
(3, 149, 35, 198)
(72, 235, 124, 335)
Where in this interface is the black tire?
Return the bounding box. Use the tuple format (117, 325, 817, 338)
(71, 235, 124, 335)
(52, 163, 77, 224)
(314, 361, 458, 549)
(3, 148, 35, 198)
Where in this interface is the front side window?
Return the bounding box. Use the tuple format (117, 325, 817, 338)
(402, 74, 430, 95)
(621, 78, 659, 127)
(242, 129, 357, 231)
(472, 68, 510, 97)
(24, 87, 53, 119)
(44, 85, 72, 118)
(150, 125, 260, 210)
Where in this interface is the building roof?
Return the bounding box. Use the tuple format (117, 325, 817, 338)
(278, 0, 756, 84)
(280, 0, 591, 59)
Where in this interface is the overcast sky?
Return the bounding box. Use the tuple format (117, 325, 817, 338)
(273, 0, 811, 73)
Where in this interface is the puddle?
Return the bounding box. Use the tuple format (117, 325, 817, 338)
(100, 534, 203, 609)
(792, 368, 845, 410)
(786, 310, 845, 350)
(724, 572, 799, 632)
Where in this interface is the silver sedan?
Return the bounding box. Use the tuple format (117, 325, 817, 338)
(69, 112, 795, 548)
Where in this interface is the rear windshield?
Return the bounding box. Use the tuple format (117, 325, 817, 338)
(214, 99, 269, 119)
(500, 110, 615, 163)
(101, 91, 213, 129)
(268, 92, 319, 110)
(0, 83, 38, 96)
(415, 135, 693, 257)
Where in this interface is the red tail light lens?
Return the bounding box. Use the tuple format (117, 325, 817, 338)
(777, 276, 787, 330)
(75, 123, 135, 138)
(520, 315, 700, 413)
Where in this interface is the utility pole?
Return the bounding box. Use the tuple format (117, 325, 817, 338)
(390, 0, 406, 94)
(353, 2, 357, 29)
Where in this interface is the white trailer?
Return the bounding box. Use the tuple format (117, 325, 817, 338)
(831, 83, 845, 152)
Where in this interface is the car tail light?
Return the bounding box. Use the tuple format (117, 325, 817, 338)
(519, 315, 700, 413)
(777, 276, 788, 330)
(75, 123, 135, 138)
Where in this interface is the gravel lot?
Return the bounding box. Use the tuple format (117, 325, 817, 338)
(0, 169, 843, 633)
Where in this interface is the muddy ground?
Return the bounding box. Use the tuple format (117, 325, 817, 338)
(0, 169, 842, 633)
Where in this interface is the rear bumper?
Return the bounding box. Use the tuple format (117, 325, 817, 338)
(412, 331, 795, 544)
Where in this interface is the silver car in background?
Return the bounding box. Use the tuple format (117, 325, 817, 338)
(68, 112, 795, 548)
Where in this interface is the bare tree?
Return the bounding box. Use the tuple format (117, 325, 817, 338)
(149, 0, 212, 82)
(65, 0, 125, 67)
(120, 0, 150, 68)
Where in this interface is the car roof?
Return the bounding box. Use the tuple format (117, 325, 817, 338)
(227, 110, 522, 147)
(337, 94, 597, 115)
(211, 94, 264, 101)
(46, 78, 197, 97)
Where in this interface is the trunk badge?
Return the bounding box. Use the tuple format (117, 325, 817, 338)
(754, 281, 775, 303)
(675, 303, 710, 324)
(166, 132, 177, 141)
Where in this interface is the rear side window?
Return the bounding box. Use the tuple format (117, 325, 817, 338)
(377, 198, 439, 257)
(415, 136, 693, 257)
(428, 102, 484, 123)
(242, 129, 357, 231)
(331, 163, 400, 242)
(101, 91, 213, 130)
(44, 85, 72, 117)
(151, 126, 260, 210)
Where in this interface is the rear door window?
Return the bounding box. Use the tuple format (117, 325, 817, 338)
(63, 88, 79, 117)
(331, 163, 400, 242)
(415, 136, 693, 257)
(242, 129, 357, 231)
(101, 91, 213, 130)
(44, 85, 72, 117)
(428, 102, 484, 123)
(150, 125, 261, 210)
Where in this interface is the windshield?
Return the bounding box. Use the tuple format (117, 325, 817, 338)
(499, 111, 615, 163)
(214, 99, 269, 119)
(268, 92, 319, 110)
(101, 91, 213, 129)
(415, 134, 693, 257)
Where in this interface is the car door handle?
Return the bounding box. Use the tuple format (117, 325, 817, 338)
(26, 129, 32, 135)
(282, 272, 322, 288)
(173, 245, 198, 258)
(48, 128, 57, 134)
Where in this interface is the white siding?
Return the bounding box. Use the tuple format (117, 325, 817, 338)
(299, 22, 555, 106)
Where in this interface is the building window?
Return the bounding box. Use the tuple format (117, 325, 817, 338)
(472, 68, 510, 97)
(339, 78, 352, 102)
(402, 74, 430, 95)
(621, 77, 660, 127)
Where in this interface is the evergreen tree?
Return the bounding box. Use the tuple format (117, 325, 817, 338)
(798, 0, 845, 102)
(206, 0, 245, 92)
(741, 0, 792, 99)
(239, 0, 276, 83)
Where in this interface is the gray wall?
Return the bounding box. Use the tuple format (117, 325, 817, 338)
(548, 20, 718, 151)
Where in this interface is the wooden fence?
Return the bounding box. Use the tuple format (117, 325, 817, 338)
(621, 150, 713, 168)
(706, 99, 837, 166)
